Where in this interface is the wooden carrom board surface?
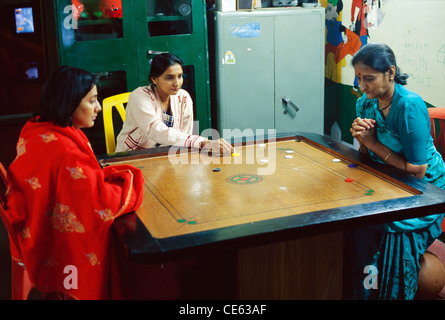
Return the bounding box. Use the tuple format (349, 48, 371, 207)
(108, 138, 417, 239)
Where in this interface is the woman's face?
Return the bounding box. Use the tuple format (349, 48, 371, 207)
(71, 85, 101, 129)
(151, 63, 184, 100)
(354, 61, 394, 99)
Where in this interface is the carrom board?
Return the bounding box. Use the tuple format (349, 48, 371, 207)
(106, 137, 417, 239)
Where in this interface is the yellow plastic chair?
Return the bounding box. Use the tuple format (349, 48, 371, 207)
(102, 92, 130, 153)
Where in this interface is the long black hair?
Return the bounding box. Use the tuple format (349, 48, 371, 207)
(38, 66, 99, 127)
(148, 53, 184, 84)
(352, 43, 409, 85)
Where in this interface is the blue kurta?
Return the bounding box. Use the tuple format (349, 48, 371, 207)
(344, 83, 445, 299)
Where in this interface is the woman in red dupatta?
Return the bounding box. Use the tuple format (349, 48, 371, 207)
(5, 66, 145, 299)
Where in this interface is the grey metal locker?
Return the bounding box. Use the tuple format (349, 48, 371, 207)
(213, 8, 325, 139)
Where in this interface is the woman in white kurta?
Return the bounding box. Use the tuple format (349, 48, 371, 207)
(116, 53, 231, 154)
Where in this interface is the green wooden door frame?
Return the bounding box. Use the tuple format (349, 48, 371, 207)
(133, 0, 211, 130)
(54, 0, 139, 90)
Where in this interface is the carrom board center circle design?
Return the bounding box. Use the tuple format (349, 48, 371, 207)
(226, 174, 263, 185)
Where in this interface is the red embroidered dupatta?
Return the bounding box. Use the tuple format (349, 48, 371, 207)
(5, 118, 144, 299)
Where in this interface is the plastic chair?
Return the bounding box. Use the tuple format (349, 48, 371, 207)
(102, 92, 130, 154)
(428, 108, 445, 160)
(0, 162, 34, 300)
(428, 108, 445, 233)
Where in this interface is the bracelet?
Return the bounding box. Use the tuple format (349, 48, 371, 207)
(383, 151, 393, 162)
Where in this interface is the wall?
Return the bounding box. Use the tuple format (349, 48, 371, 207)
(322, 0, 445, 144)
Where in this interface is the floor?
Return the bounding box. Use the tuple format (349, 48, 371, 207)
(1, 121, 445, 300)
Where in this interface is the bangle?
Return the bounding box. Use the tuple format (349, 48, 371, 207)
(383, 151, 393, 162)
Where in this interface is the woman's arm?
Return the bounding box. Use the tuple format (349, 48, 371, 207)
(127, 90, 203, 148)
(351, 117, 428, 178)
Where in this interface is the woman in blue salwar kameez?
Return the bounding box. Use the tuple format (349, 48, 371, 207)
(346, 43, 445, 299)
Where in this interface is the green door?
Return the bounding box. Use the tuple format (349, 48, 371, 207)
(55, 0, 139, 92)
(133, 0, 211, 129)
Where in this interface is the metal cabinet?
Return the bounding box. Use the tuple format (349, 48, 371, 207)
(54, 0, 211, 133)
(213, 8, 325, 138)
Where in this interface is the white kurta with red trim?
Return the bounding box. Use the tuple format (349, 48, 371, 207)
(116, 85, 206, 152)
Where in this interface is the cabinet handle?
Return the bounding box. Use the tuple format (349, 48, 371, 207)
(282, 96, 300, 115)
(147, 50, 169, 55)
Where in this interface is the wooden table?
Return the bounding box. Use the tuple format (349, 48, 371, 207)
(99, 133, 445, 299)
